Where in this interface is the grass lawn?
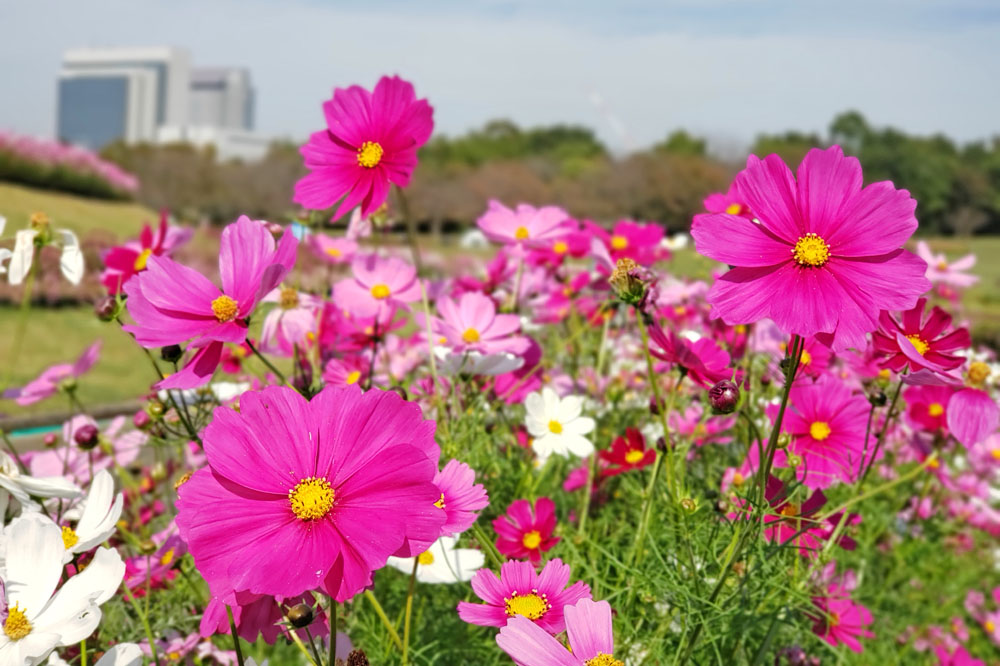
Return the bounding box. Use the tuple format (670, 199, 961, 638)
(0, 181, 154, 240)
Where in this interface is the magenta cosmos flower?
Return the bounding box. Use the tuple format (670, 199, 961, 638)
(692, 146, 930, 351)
(294, 75, 433, 220)
(810, 590, 874, 653)
(457, 558, 591, 633)
(872, 298, 970, 375)
(333, 254, 421, 318)
(648, 323, 731, 387)
(100, 211, 192, 294)
(493, 497, 560, 564)
(430, 291, 528, 355)
(496, 599, 620, 666)
(434, 459, 489, 538)
(5, 340, 101, 406)
(477, 201, 568, 250)
(175, 385, 444, 602)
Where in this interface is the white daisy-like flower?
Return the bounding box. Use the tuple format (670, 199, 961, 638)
(386, 536, 484, 584)
(525, 387, 595, 458)
(0, 453, 80, 516)
(433, 349, 524, 377)
(59, 470, 123, 563)
(6, 228, 83, 286)
(0, 513, 125, 666)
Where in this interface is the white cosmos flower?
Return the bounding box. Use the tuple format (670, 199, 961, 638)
(0, 513, 125, 666)
(433, 348, 524, 376)
(57, 231, 83, 286)
(386, 536, 484, 584)
(0, 453, 80, 516)
(59, 470, 123, 563)
(525, 387, 595, 458)
(6, 228, 84, 286)
(47, 643, 142, 666)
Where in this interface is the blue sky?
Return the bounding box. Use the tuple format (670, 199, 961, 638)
(1, 0, 997, 154)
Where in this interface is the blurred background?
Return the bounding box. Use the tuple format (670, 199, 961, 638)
(1, 0, 998, 416)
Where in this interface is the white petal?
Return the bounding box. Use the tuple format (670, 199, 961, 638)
(95, 643, 143, 666)
(524, 391, 546, 421)
(17, 476, 81, 500)
(566, 416, 596, 437)
(564, 434, 595, 458)
(48, 547, 124, 608)
(556, 395, 583, 422)
(58, 230, 84, 285)
(0, 215, 6, 236)
(5, 514, 65, 617)
(0, 249, 11, 275)
(8, 230, 38, 285)
(531, 434, 557, 458)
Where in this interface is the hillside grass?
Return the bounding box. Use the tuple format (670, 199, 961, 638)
(0, 181, 155, 239)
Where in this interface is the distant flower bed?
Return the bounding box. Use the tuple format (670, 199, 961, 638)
(0, 131, 139, 199)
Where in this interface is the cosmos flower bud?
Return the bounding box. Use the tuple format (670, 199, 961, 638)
(868, 390, 887, 407)
(679, 497, 698, 513)
(138, 539, 157, 555)
(160, 345, 183, 364)
(43, 432, 58, 448)
(708, 380, 740, 414)
(346, 649, 370, 666)
(147, 401, 165, 419)
(74, 424, 100, 450)
(608, 258, 652, 307)
(94, 296, 118, 322)
(286, 603, 314, 628)
(133, 409, 151, 430)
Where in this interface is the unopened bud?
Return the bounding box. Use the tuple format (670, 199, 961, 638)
(150, 462, 168, 482)
(74, 424, 100, 450)
(133, 410, 151, 430)
(160, 345, 183, 363)
(708, 380, 740, 414)
(868, 390, 887, 407)
(286, 603, 314, 628)
(43, 432, 58, 448)
(94, 296, 118, 321)
(679, 497, 697, 513)
(776, 433, 792, 450)
(787, 453, 803, 468)
(608, 258, 651, 306)
(147, 401, 165, 419)
(138, 539, 157, 555)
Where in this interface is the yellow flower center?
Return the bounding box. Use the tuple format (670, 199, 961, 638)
(522, 530, 542, 549)
(61, 525, 79, 549)
(732, 472, 745, 487)
(878, 368, 891, 380)
(167, 652, 182, 661)
(586, 655, 624, 666)
(800, 349, 812, 365)
(134, 248, 153, 271)
(279, 287, 299, 310)
(514, 226, 530, 240)
(828, 612, 841, 627)
(3, 604, 31, 641)
(625, 449, 645, 464)
(211, 295, 239, 322)
(288, 477, 335, 521)
(780, 502, 800, 518)
(417, 551, 435, 566)
(725, 203, 743, 216)
(325, 247, 342, 258)
(356, 141, 384, 168)
(346, 370, 361, 385)
(160, 548, 175, 566)
(693, 424, 708, 439)
(906, 335, 929, 356)
(792, 233, 830, 267)
(504, 591, 549, 620)
(610, 235, 628, 250)
(734, 324, 747, 334)
(991, 448, 1000, 461)
(928, 402, 944, 417)
(29, 211, 50, 229)
(462, 328, 481, 343)
(937, 261, 949, 271)
(553, 240, 568, 254)
(810, 421, 832, 441)
(548, 420, 563, 434)
(370, 283, 391, 300)
(968, 361, 990, 387)
(434, 493, 446, 509)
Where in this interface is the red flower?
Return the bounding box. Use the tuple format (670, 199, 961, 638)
(873, 298, 970, 375)
(648, 323, 732, 387)
(493, 497, 559, 564)
(599, 428, 656, 477)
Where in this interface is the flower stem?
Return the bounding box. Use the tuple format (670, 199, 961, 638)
(123, 582, 160, 666)
(246, 339, 291, 389)
(402, 558, 418, 665)
(362, 590, 404, 652)
(226, 605, 246, 666)
(328, 597, 338, 666)
(80, 640, 87, 666)
(470, 522, 506, 570)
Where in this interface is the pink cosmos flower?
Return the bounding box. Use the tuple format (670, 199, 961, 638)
(100, 211, 193, 294)
(599, 427, 656, 477)
(810, 579, 874, 653)
(787, 336, 833, 381)
(934, 645, 986, 666)
(493, 497, 560, 564)
(668, 404, 735, 447)
(903, 384, 954, 433)
(477, 201, 569, 250)
(496, 598, 620, 666)
(5, 340, 101, 406)
(123, 217, 297, 389)
(175, 385, 444, 602)
(772, 378, 871, 489)
(907, 362, 999, 448)
(294, 75, 434, 220)
(691, 146, 930, 351)
(703, 182, 754, 219)
(648, 324, 732, 387)
(433, 459, 489, 538)
(593, 220, 667, 265)
(915, 241, 978, 288)
(259, 286, 321, 355)
(306, 232, 358, 265)
(333, 254, 421, 318)
(200, 591, 336, 646)
(873, 298, 970, 375)
(429, 291, 528, 355)
(457, 558, 592, 633)
(321, 356, 367, 388)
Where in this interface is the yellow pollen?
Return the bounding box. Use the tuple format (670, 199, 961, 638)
(504, 591, 549, 620)
(732, 472, 745, 487)
(514, 226, 530, 240)
(625, 449, 645, 464)
(553, 240, 568, 254)
(610, 235, 628, 250)
(548, 420, 563, 434)
(878, 368, 891, 380)
(828, 612, 841, 627)
(674, 305, 686, 316)
(906, 334, 929, 356)
(792, 233, 830, 267)
(462, 328, 481, 343)
(325, 247, 342, 258)
(937, 261, 949, 271)
(134, 248, 153, 271)
(279, 287, 299, 310)
(288, 477, 335, 521)
(586, 655, 624, 666)
(160, 548, 175, 566)
(800, 349, 813, 365)
(968, 362, 990, 387)
(346, 370, 362, 385)
(522, 530, 542, 549)
(725, 203, 743, 216)
(991, 448, 1000, 461)
(434, 493, 445, 509)
(417, 551, 435, 566)
(928, 402, 944, 417)
(693, 424, 708, 439)
(734, 324, 747, 334)
(211, 295, 239, 322)
(810, 421, 832, 441)
(984, 620, 996, 633)
(780, 502, 800, 518)
(3, 604, 31, 641)
(370, 283, 391, 300)
(167, 652, 181, 661)
(29, 211, 50, 229)
(356, 141, 384, 168)
(61, 525, 79, 550)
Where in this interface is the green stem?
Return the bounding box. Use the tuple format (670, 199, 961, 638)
(226, 605, 246, 666)
(470, 522, 505, 570)
(328, 598, 338, 666)
(246, 339, 291, 389)
(402, 558, 418, 665)
(394, 186, 424, 275)
(123, 583, 160, 666)
(362, 590, 404, 652)
(80, 640, 87, 666)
